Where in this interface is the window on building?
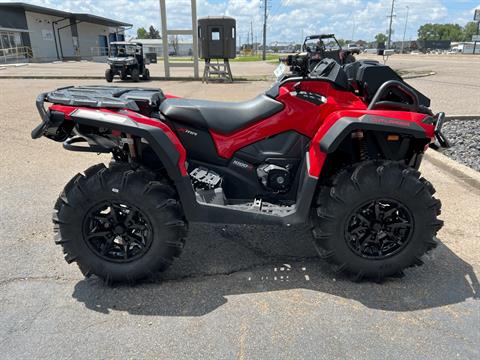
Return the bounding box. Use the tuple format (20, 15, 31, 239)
(0, 31, 24, 56)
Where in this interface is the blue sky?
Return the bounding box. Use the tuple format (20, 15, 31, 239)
(2, 0, 479, 43)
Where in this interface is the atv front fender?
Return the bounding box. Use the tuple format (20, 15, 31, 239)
(319, 114, 428, 153)
(308, 111, 434, 178)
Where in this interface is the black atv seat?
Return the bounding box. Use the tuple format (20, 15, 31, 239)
(159, 95, 284, 134)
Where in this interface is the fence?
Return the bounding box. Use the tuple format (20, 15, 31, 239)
(0, 46, 33, 63)
(90, 47, 109, 57)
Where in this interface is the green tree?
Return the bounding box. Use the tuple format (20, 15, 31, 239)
(418, 23, 464, 41)
(137, 27, 148, 39)
(463, 21, 479, 41)
(148, 25, 161, 39)
(375, 33, 388, 44)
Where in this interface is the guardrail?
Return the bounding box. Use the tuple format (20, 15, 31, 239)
(0, 46, 33, 63)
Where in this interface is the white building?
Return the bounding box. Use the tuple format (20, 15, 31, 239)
(0, 3, 131, 62)
(133, 38, 194, 57)
(450, 42, 480, 54)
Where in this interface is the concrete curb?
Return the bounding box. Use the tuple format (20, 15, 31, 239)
(402, 71, 436, 79)
(424, 150, 480, 190)
(445, 115, 480, 121)
(0, 75, 272, 82)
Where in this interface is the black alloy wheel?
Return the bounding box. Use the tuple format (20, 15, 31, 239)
(345, 198, 413, 259)
(83, 201, 153, 262)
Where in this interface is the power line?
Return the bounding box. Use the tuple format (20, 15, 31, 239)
(269, 0, 282, 19)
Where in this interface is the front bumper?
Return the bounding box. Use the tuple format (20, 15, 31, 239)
(433, 112, 450, 148)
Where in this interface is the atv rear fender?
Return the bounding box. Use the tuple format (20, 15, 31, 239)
(32, 93, 187, 180)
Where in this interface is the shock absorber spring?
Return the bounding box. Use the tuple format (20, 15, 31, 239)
(352, 131, 368, 161)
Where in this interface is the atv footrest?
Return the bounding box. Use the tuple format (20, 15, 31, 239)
(229, 201, 296, 216)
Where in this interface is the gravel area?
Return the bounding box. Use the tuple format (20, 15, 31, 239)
(438, 119, 480, 171)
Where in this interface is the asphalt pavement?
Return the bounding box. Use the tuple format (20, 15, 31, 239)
(0, 78, 479, 359)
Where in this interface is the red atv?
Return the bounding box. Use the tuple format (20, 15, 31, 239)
(32, 59, 447, 282)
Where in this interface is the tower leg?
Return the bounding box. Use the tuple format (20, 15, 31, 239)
(225, 59, 233, 82)
(202, 59, 210, 83)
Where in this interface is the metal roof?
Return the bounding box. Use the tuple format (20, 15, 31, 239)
(110, 41, 142, 46)
(0, 2, 132, 27)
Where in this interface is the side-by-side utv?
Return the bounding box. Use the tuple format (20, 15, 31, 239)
(105, 42, 150, 83)
(285, 34, 359, 76)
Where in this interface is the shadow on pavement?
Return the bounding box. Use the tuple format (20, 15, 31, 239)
(72, 223, 479, 316)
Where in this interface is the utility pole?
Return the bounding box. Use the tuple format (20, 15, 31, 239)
(300, 29, 304, 51)
(251, 20, 254, 54)
(401, 6, 409, 54)
(474, 10, 480, 55)
(351, 16, 356, 41)
(262, 0, 268, 60)
(387, 0, 395, 49)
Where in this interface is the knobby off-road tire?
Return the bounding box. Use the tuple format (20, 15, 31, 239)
(105, 69, 114, 82)
(311, 160, 443, 281)
(142, 68, 150, 81)
(53, 163, 187, 282)
(131, 68, 140, 82)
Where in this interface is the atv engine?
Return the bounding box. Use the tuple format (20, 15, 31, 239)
(257, 164, 291, 193)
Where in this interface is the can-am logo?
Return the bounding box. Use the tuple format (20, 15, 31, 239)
(177, 128, 198, 136)
(232, 159, 253, 170)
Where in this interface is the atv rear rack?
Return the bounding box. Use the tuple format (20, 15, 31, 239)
(45, 86, 165, 111)
(31, 86, 167, 140)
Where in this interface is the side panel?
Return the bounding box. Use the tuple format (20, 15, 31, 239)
(210, 81, 367, 159)
(170, 123, 227, 166)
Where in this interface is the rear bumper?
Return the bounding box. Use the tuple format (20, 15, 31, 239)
(31, 93, 73, 142)
(31, 92, 49, 139)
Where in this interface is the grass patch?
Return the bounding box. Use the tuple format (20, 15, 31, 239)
(231, 54, 283, 62)
(157, 54, 284, 63)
